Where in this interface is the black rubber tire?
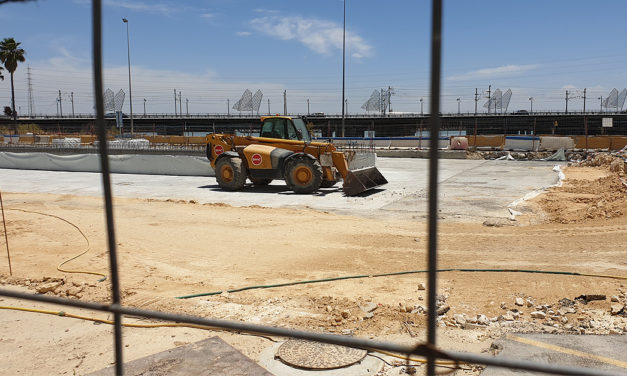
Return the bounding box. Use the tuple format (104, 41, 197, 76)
(215, 157, 247, 191)
(250, 178, 273, 186)
(284, 156, 323, 194)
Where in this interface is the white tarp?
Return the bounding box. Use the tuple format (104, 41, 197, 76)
(0, 152, 214, 176)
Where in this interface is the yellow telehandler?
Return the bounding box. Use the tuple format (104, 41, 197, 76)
(205, 116, 387, 196)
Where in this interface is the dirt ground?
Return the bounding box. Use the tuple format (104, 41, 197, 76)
(0, 158, 626, 375)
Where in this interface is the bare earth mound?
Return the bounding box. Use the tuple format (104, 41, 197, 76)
(0, 158, 626, 375)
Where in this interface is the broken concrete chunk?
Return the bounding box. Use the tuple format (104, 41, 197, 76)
(436, 305, 450, 316)
(515, 297, 524, 306)
(360, 302, 378, 313)
(530, 311, 546, 319)
(36, 281, 62, 294)
(610, 304, 625, 316)
(453, 314, 466, 326)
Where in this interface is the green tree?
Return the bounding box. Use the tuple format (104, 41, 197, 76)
(0, 38, 26, 121)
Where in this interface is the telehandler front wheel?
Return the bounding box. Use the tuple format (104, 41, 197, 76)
(284, 156, 323, 194)
(215, 157, 247, 191)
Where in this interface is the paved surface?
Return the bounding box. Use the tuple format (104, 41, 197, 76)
(88, 336, 273, 376)
(482, 334, 627, 375)
(0, 158, 563, 219)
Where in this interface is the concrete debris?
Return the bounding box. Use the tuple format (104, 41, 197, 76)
(575, 294, 606, 303)
(610, 295, 620, 302)
(610, 304, 625, 316)
(558, 298, 574, 307)
(453, 314, 467, 326)
(530, 311, 546, 319)
(359, 302, 378, 313)
(526, 298, 535, 307)
(36, 281, 63, 294)
(476, 314, 490, 326)
(436, 305, 450, 316)
(362, 312, 374, 320)
(515, 297, 524, 306)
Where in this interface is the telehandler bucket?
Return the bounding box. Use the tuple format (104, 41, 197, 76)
(342, 166, 388, 196)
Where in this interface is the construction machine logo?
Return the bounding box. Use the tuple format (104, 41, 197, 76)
(251, 153, 262, 166)
(214, 145, 224, 155)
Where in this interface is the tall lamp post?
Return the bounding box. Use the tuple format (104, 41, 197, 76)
(420, 98, 424, 116)
(529, 97, 533, 114)
(456, 97, 461, 114)
(122, 18, 134, 135)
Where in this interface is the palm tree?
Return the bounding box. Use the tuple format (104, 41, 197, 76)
(0, 38, 26, 121)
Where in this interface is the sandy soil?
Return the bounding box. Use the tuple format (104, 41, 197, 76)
(0, 160, 626, 375)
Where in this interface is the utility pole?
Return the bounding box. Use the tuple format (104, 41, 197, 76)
(420, 98, 424, 116)
(487, 85, 491, 114)
(267, 98, 270, 114)
(71, 92, 75, 117)
(307, 98, 310, 115)
(143, 98, 146, 116)
(565, 90, 569, 114)
(529, 97, 534, 113)
(122, 18, 134, 135)
(388, 86, 393, 113)
(345, 99, 348, 115)
(26, 65, 34, 117)
(58, 90, 63, 117)
(186, 98, 189, 116)
(583, 88, 587, 113)
(474, 89, 479, 115)
(457, 98, 461, 114)
(598, 96, 603, 113)
(179, 91, 182, 117)
(173, 89, 177, 116)
(227, 99, 230, 116)
(283, 90, 287, 116)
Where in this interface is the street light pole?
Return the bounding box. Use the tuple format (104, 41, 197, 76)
(122, 18, 134, 135)
(307, 98, 310, 115)
(420, 98, 423, 116)
(143, 98, 146, 116)
(456, 97, 461, 114)
(529, 97, 533, 113)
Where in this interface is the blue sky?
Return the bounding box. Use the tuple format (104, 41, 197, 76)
(1, 0, 627, 115)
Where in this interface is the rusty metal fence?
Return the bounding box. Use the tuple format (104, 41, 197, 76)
(0, 1, 621, 375)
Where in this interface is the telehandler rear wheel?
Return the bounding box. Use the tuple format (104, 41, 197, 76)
(285, 156, 323, 194)
(250, 178, 273, 186)
(215, 157, 247, 191)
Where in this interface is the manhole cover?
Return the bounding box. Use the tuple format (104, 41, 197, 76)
(275, 340, 367, 370)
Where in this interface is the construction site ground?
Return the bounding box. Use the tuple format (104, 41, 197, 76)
(0, 156, 625, 375)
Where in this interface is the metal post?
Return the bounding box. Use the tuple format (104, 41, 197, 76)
(227, 99, 230, 116)
(71, 92, 75, 117)
(58, 90, 63, 117)
(143, 98, 146, 116)
(341, 0, 346, 137)
(420, 98, 424, 116)
(529, 97, 533, 114)
(0, 190, 12, 276)
(174, 89, 177, 115)
(457, 97, 460, 114)
(565, 90, 569, 114)
(427, 0, 442, 374)
(474, 88, 478, 115)
(92, 1, 124, 373)
(599, 96, 602, 113)
(267, 98, 270, 115)
(186, 98, 189, 116)
(122, 18, 134, 135)
(307, 98, 310, 115)
(283, 90, 287, 115)
(487, 85, 491, 114)
(179, 92, 182, 117)
(583, 88, 586, 113)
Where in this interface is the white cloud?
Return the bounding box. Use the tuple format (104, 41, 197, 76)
(102, 0, 176, 15)
(200, 13, 216, 20)
(447, 64, 540, 82)
(249, 16, 372, 58)
(236, 31, 252, 37)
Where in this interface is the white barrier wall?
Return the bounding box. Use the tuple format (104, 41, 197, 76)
(0, 152, 214, 176)
(539, 137, 574, 151)
(504, 136, 540, 151)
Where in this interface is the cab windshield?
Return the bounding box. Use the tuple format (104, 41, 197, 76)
(291, 118, 312, 142)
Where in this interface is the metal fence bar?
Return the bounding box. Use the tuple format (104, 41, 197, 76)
(426, 0, 443, 374)
(0, 288, 620, 376)
(0, 1, 622, 376)
(91, 0, 124, 373)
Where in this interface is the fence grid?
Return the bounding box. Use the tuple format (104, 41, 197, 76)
(0, 1, 622, 375)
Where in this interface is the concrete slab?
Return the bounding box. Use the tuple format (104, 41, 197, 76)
(0, 158, 563, 220)
(87, 336, 273, 376)
(482, 334, 627, 375)
(258, 341, 383, 376)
